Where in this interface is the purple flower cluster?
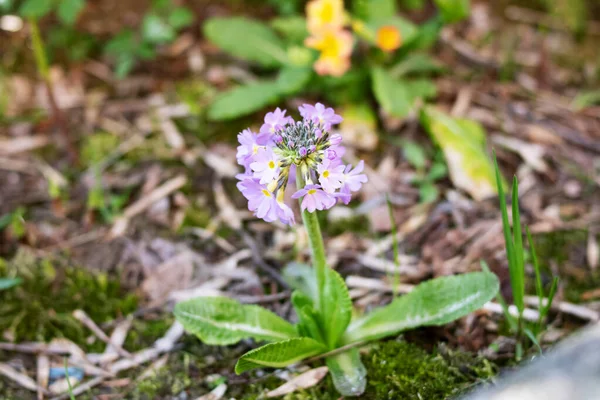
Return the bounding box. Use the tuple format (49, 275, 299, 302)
(236, 103, 368, 225)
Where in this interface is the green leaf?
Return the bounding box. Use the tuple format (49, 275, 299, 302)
(56, 0, 85, 25)
(283, 263, 319, 304)
(354, 0, 397, 22)
(326, 348, 367, 397)
(403, 140, 427, 170)
(419, 182, 439, 203)
(343, 272, 499, 344)
(142, 14, 176, 44)
(204, 17, 288, 67)
(390, 53, 444, 78)
(404, 16, 444, 51)
(371, 67, 412, 118)
(292, 291, 325, 343)
(19, 0, 53, 18)
(276, 66, 312, 95)
(427, 162, 448, 181)
(572, 90, 600, 111)
(168, 7, 194, 30)
(420, 106, 501, 201)
(174, 296, 298, 345)
(104, 30, 136, 56)
(0, 278, 22, 291)
(270, 16, 308, 44)
(321, 267, 353, 349)
(207, 80, 281, 121)
(114, 56, 136, 79)
(433, 0, 470, 23)
(404, 79, 437, 100)
(235, 338, 327, 374)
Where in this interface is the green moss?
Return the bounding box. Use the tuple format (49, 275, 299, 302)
(239, 340, 496, 400)
(363, 341, 494, 399)
(0, 249, 138, 351)
(125, 317, 175, 352)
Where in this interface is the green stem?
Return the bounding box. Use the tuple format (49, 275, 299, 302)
(296, 167, 327, 312)
(28, 19, 77, 163)
(28, 19, 50, 81)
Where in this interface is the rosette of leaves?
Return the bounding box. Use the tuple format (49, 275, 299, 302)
(175, 264, 498, 396)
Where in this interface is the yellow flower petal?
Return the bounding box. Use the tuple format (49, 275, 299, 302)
(306, 0, 345, 35)
(307, 29, 353, 77)
(376, 25, 402, 53)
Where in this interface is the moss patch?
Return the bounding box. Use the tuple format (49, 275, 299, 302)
(239, 340, 496, 400)
(0, 249, 137, 351)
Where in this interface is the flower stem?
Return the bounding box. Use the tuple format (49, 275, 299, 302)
(296, 166, 327, 311)
(28, 19, 76, 163)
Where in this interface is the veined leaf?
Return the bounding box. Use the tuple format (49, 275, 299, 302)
(174, 296, 298, 345)
(207, 81, 281, 121)
(326, 348, 367, 397)
(285, 264, 352, 348)
(291, 291, 324, 343)
(204, 17, 288, 67)
(235, 338, 327, 374)
(0, 278, 22, 291)
(420, 106, 501, 201)
(321, 267, 352, 349)
(343, 272, 499, 344)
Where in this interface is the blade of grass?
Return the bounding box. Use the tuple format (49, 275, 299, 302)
(493, 155, 517, 292)
(526, 228, 544, 306)
(527, 227, 546, 330)
(541, 276, 559, 320)
(524, 327, 542, 355)
(511, 176, 525, 313)
(64, 358, 76, 400)
(386, 194, 400, 297)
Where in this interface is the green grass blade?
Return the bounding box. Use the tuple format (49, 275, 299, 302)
(542, 276, 559, 320)
(496, 291, 517, 332)
(493, 154, 516, 283)
(511, 176, 525, 313)
(524, 328, 542, 355)
(527, 228, 544, 311)
(64, 358, 76, 400)
(525, 228, 545, 318)
(386, 194, 400, 297)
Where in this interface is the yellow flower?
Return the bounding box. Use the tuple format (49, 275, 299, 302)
(376, 25, 402, 53)
(305, 28, 353, 77)
(306, 0, 345, 34)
